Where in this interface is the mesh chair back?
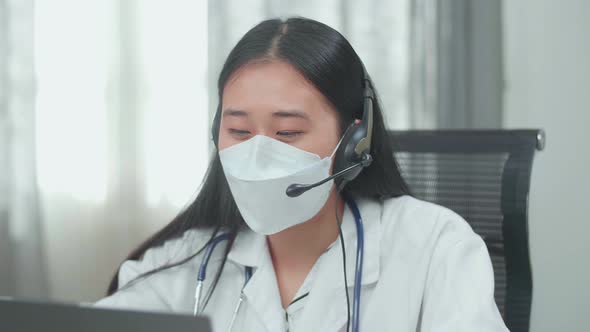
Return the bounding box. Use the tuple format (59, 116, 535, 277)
(390, 129, 544, 332)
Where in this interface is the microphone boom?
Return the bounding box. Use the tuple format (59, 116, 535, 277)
(286, 160, 368, 197)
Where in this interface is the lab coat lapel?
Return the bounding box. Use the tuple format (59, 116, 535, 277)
(242, 245, 286, 332)
(296, 198, 382, 332)
(228, 229, 285, 332)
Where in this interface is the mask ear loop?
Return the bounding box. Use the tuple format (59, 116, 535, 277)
(327, 132, 350, 187)
(330, 135, 346, 160)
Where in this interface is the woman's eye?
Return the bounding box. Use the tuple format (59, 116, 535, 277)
(277, 131, 303, 138)
(229, 129, 251, 137)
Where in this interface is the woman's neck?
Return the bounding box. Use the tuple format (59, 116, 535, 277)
(267, 189, 344, 308)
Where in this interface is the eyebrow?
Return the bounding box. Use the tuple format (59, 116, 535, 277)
(222, 109, 248, 117)
(272, 110, 310, 121)
(222, 109, 310, 121)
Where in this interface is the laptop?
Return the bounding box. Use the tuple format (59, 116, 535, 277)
(0, 297, 212, 332)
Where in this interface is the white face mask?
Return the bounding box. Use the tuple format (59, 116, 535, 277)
(219, 135, 337, 235)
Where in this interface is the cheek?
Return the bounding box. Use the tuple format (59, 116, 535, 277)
(297, 114, 342, 158)
(217, 134, 231, 150)
(216, 120, 237, 151)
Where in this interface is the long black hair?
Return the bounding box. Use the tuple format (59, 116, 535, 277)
(107, 17, 410, 306)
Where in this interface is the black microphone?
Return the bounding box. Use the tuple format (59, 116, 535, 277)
(286, 154, 373, 198)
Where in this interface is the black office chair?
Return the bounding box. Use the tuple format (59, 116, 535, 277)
(389, 129, 544, 332)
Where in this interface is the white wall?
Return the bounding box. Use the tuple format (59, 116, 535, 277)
(503, 1, 590, 331)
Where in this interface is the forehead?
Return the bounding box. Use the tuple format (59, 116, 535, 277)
(221, 60, 334, 116)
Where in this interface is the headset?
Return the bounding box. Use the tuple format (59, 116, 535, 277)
(331, 67, 375, 189)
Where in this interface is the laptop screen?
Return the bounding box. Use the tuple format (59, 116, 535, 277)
(0, 298, 211, 332)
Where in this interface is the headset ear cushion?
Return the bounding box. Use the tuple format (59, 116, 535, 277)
(333, 123, 364, 183)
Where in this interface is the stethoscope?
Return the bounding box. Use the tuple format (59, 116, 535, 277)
(193, 233, 253, 332)
(193, 197, 365, 332)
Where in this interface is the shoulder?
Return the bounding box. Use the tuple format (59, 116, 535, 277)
(374, 195, 482, 257)
(383, 195, 474, 234)
(117, 228, 215, 288)
(96, 228, 218, 311)
(373, 199, 506, 330)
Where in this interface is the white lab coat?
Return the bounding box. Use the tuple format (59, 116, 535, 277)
(96, 195, 509, 332)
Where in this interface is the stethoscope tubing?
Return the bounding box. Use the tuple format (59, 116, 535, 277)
(194, 198, 364, 332)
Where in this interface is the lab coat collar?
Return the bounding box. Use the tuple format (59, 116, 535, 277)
(296, 197, 383, 332)
(339, 196, 382, 288)
(228, 228, 286, 332)
(226, 197, 382, 287)
(227, 226, 267, 268)
(226, 197, 383, 332)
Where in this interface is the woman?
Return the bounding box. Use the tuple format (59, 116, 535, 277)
(97, 17, 508, 332)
